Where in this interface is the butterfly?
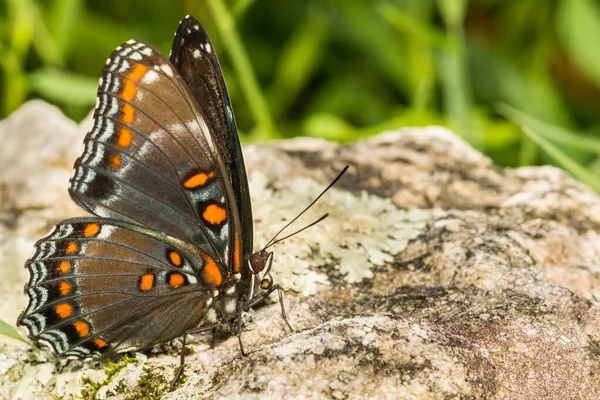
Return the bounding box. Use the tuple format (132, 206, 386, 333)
(17, 15, 295, 374)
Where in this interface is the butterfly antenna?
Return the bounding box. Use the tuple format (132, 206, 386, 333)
(263, 165, 349, 250)
(264, 213, 329, 250)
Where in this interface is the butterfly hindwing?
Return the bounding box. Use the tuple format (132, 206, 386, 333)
(17, 218, 223, 358)
(170, 15, 252, 274)
(70, 39, 240, 270)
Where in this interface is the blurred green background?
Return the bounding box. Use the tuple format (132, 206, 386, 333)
(2, 0, 600, 190)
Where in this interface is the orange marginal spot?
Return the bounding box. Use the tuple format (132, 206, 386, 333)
(202, 204, 227, 225)
(65, 242, 78, 254)
(139, 274, 154, 292)
(58, 281, 72, 296)
(55, 303, 73, 319)
(121, 80, 137, 102)
(58, 261, 71, 274)
(127, 63, 148, 81)
(169, 273, 185, 289)
(117, 126, 132, 148)
(121, 103, 134, 123)
(168, 250, 182, 267)
(109, 154, 121, 169)
(121, 64, 148, 101)
(183, 171, 214, 189)
(84, 223, 100, 237)
(74, 321, 89, 337)
(233, 235, 241, 273)
(203, 256, 222, 287)
(93, 338, 108, 349)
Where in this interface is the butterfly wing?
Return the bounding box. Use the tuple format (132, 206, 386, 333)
(70, 39, 242, 273)
(170, 15, 253, 271)
(17, 218, 222, 357)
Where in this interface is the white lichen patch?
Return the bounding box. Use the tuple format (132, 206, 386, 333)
(249, 172, 429, 294)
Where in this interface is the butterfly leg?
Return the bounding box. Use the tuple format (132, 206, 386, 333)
(277, 285, 294, 332)
(245, 284, 294, 332)
(210, 327, 218, 349)
(237, 300, 247, 356)
(170, 334, 187, 390)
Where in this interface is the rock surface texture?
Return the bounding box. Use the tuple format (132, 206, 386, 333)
(1, 100, 600, 399)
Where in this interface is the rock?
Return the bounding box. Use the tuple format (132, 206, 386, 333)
(1, 100, 599, 399)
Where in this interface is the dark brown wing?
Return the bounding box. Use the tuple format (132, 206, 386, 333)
(17, 218, 222, 357)
(70, 39, 241, 272)
(170, 15, 251, 274)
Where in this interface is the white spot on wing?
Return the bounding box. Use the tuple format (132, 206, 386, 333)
(160, 64, 174, 77)
(193, 49, 201, 59)
(205, 43, 212, 54)
(142, 70, 159, 84)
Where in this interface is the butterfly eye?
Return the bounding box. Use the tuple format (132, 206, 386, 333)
(260, 277, 272, 290)
(249, 254, 265, 273)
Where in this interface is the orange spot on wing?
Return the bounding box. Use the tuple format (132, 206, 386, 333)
(202, 204, 227, 225)
(65, 242, 78, 254)
(121, 103, 134, 123)
(55, 303, 73, 319)
(183, 171, 214, 189)
(93, 338, 108, 349)
(117, 127, 132, 148)
(169, 273, 185, 288)
(121, 64, 148, 101)
(168, 251, 182, 267)
(121, 80, 137, 102)
(233, 234, 241, 273)
(109, 154, 121, 169)
(139, 274, 154, 292)
(58, 281, 72, 296)
(84, 223, 100, 237)
(128, 63, 148, 81)
(74, 321, 89, 337)
(203, 256, 222, 287)
(58, 261, 71, 274)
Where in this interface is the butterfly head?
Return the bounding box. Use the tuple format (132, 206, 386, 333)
(248, 250, 274, 292)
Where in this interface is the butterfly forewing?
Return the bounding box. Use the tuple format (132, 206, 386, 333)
(170, 15, 252, 274)
(17, 218, 222, 357)
(70, 39, 239, 268)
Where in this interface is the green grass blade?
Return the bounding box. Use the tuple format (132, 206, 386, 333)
(49, 0, 84, 54)
(207, 0, 278, 139)
(522, 126, 600, 192)
(436, 0, 481, 149)
(378, 2, 450, 49)
(499, 103, 600, 155)
(29, 67, 98, 106)
(0, 319, 29, 345)
(232, 0, 256, 19)
(31, 2, 64, 67)
(269, 15, 327, 119)
(557, 0, 600, 88)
